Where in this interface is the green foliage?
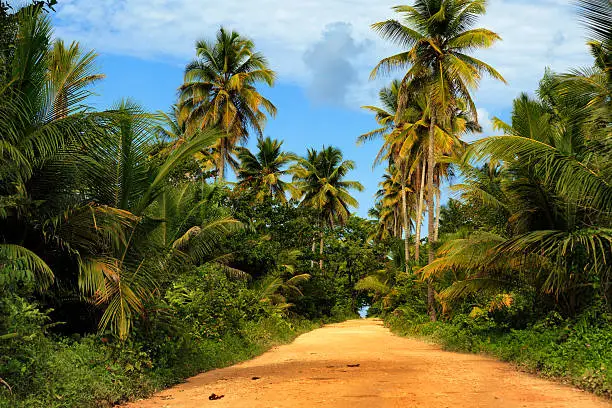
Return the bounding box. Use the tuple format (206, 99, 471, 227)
(387, 305, 612, 397)
(0, 4, 383, 408)
(236, 136, 296, 203)
(165, 265, 256, 340)
(0, 275, 320, 407)
(427, 65, 612, 314)
(178, 27, 277, 179)
(292, 146, 364, 228)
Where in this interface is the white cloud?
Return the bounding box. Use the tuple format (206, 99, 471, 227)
(303, 22, 371, 106)
(53, 0, 594, 110)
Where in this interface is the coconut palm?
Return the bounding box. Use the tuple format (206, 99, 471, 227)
(236, 137, 296, 203)
(361, 79, 476, 267)
(359, 79, 402, 145)
(360, 81, 424, 271)
(371, 0, 506, 320)
(373, 167, 405, 241)
(47, 39, 104, 119)
(368, 201, 399, 242)
(179, 27, 277, 180)
(292, 147, 364, 269)
(429, 64, 612, 314)
(75, 100, 225, 338)
(0, 7, 107, 290)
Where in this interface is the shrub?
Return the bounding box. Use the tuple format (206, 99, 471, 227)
(387, 306, 612, 398)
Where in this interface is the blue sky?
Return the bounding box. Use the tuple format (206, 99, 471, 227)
(51, 0, 593, 218)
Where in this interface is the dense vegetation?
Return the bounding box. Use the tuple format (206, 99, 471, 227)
(0, 2, 379, 406)
(359, 0, 612, 398)
(1, 0, 610, 406)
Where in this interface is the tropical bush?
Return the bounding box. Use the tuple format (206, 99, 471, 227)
(0, 3, 380, 407)
(359, 0, 611, 397)
(388, 304, 612, 397)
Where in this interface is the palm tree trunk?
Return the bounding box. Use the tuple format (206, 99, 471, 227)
(394, 208, 401, 238)
(434, 186, 441, 242)
(311, 236, 316, 268)
(217, 134, 229, 181)
(401, 178, 410, 274)
(414, 158, 426, 262)
(319, 230, 324, 271)
(218, 147, 225, 180)
(427, 108, 438, 322)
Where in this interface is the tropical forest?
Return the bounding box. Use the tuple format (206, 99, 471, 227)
(0, 0, 610, 407)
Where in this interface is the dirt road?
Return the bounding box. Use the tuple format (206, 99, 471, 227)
(126, 319, 610, 408)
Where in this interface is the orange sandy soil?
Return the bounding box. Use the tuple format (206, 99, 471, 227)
(124, 319, 611, 408)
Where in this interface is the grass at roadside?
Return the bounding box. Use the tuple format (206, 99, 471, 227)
(386, 313, 612, 398)
(0, 316, 321, 408)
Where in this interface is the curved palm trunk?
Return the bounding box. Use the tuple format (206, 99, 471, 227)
(434, 186, 441, 242)
(414, 158, 426, 262)
(401, 179, 411, 274)
(427, 109, 437, 322)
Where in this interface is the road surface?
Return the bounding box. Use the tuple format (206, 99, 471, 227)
(126, 319, 610, 407)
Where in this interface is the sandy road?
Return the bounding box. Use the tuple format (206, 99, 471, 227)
(125, 319, 610, 408)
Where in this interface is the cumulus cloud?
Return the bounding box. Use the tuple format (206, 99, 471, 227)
(302, 22, 370, 105)
(52, 0, 594, 109)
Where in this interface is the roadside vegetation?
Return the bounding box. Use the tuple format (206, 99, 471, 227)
(0, 2, 379, 406)
(1, 0, 611, 406)
(358, 0, 612, 398)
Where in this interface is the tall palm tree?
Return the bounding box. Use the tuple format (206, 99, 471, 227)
(359, 79, 401, 145)
(360, 80, 424, 272)
(179, 27, 277, 180)
(371, 0, 505, 320)
(361, 80, 474, 267)
(236, 136, 296, 203)
(374, 167, 404, 240)
(292, 147, 364, 270)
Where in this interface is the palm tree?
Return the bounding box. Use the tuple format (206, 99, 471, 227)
(236, 136, 296, 203)
(359, 79, 401, 145)
(429, 63, 612, 314)
(558, 0, 611, 133)
(0, 7, 106, 290)
(371, 0, 506, 320)
(361, 80, 475, 268)
(373, 167, 404, 241)
(154, 105, 188, 151)
(360, 80, 423, 272)
(152, 182, 243, 278)
(76, 100, 226, 338)
(47, 39, 104, 119)
(292, 147, 364, 270)
(252, 249, 311, 312)
(179, 27, 277, 180)
(368, 201, 399, 242)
